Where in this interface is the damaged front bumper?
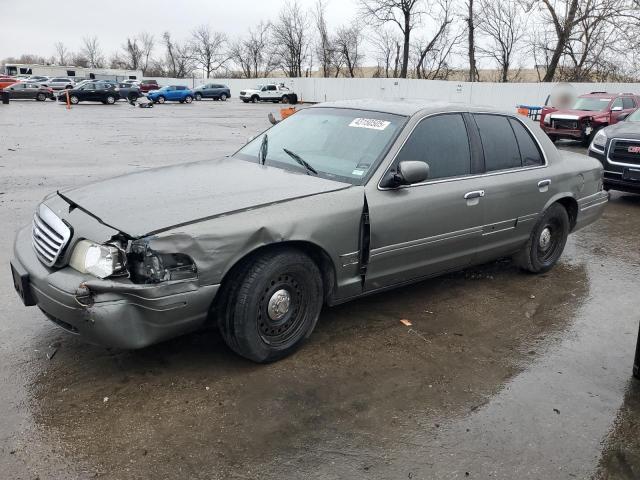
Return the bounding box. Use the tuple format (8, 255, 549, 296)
(11, 226, 219, 349)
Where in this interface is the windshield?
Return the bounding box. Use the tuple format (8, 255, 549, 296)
(158, 86, 169, 91)
(234, 107, 406, 184)
(626, 109, 640, 122)
(571, 97, 611, 111)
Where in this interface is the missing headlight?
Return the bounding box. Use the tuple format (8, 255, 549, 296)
(128, 243, 197, 284)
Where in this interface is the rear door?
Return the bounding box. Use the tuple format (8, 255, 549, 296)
(470, 114, 550, 262)
(8, 83, 25, 98)
(364, 112, 487, 291)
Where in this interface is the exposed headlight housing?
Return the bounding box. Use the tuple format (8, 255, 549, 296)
(128, 242, 197, 284)
(544, 115, 551, 125)
(69, 240, 124, 279)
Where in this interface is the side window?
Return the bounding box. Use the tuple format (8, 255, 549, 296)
(396, 113, 471, 180)
(474, 114, 521, 171)
(611, 98, 623, 110)
(509, 119, 544, 166)
(622, 97, 635, 109)
(268, 85, 277, 91)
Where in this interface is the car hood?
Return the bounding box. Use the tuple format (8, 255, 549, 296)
(55, 157, 351, 238)
(604, 121, 640, 139)
(550, 109, 607, 120)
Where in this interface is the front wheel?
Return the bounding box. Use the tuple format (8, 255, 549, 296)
(36, 93, 46, 101)
(184, 95, 193, 104)
(217, 249, 323, 363)
(69, 95, 79, 104)
(251, 95, 258, 103)
(513, 203, 570, 273)
(156, 96, 165, 104)
(195, 93, 202, 101)
(105, 95, 116, 105)
(220, 93, 227, 101)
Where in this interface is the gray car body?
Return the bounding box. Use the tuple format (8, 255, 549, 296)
(11, 101, 608, 349)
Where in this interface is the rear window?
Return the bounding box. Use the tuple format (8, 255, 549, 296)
(509, 119, 544, 166)
(622, 98, 636, 109)
(474, 114, 521, 171)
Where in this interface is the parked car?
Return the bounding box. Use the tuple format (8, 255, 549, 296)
(3, 82, 53, 101)
(540, 92, 640, 145)
(117, 82, 141, 101)
(139, 79, 160, 93)
(239, 83, 298, 104)
(148, 85, 194, 104)
(588, 107, 640, 193)
(193, 83, 231, 101)
(48, 77, 75, 91)
(22, 76, 50, 86)
(10, 101, 608, 363)
(121, 79, 140, 86)
(56, 82, 120, 104)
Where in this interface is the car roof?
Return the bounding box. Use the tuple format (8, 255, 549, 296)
(310, 99, 513, 117)
(578, 92, 636, 99)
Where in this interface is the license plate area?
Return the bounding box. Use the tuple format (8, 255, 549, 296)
(623, 168, 640, 182)
(10, 261, 36, 306)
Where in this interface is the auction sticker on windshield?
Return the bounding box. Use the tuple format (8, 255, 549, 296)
(349, 118, 391, 131)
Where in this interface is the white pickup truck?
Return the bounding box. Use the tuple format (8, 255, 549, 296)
(239, 83, 298, 104)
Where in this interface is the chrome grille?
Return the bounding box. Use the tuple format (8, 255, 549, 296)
(609, 139, 640, 166)
(32, 204, 71, 267)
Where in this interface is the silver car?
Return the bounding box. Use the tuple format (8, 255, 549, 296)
(10, 101, 608, 362)
(48, 77, 75, 90)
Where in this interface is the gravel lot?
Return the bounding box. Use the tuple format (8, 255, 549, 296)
(1, 98, 639, 480)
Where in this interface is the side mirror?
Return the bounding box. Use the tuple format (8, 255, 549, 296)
(612, 106, 623, 112)
(381, 161, 429, 188)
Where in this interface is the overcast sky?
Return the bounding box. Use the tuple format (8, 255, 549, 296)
(0, 0, 359, 62)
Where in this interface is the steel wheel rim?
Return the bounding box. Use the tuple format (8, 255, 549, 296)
(536, 219, 562, 263)
(257, 274, 307, 346)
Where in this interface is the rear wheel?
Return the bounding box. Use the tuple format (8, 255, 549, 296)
(513, 203, 570, 273)
(195, 92, 202, 101)
(220, 93, 228, 101)
(281, 95, 290, 104)
(217, 249, 323, 363)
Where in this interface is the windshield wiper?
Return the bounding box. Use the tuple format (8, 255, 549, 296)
(283, 148, 318, 175)
(258, 134, 268, 165)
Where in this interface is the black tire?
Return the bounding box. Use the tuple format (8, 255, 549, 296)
(281, 95, 289, 104)
(156, 96, 165, 104)
(217, 249, 323, 363)
(220, 93, 227, 101)
(69, 95, 79, 105)
(195, 92, 202, 101)
(242, 99, 249, 103)
(251, 95, 258, 103)
(105, 95, 116, 105)
(184, 95, 193, 104)
(36, 93, 46, 101)
(513, 203, 570, 273)
(583, 126, 603, 147)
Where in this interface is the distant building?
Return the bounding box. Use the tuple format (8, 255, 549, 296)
(1, 63, 143, 80)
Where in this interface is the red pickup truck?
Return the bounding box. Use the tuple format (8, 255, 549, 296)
(139, 79, 160, 93)
(540, 92, 640, 145)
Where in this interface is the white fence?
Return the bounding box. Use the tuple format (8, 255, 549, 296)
(145, 76, 640, 111)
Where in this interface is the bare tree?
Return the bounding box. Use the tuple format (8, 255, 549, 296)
(121, 37, 143, 70)
(359, 0, 425, 78)
(53, 42, 68, 65)
(477, 0, 524, 82)
(162, 32, 195, 78)
(229, 22, 277, 78)
(465, 0, 480, 81)
(81, 36, 104, 68)
(271, 1, 311, 77)
(333, 24, 364, 77)
(191, 25, 229, 78)
(314, 0, 334, 77)
(412, 0, 456, 79)
(139, 32, 155, 75)
(370, 28, 402, 77)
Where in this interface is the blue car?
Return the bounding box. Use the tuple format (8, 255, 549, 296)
(147, 85, 194, 104)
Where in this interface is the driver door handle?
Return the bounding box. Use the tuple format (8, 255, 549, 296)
(538, 179, 551, 188)
(464, 190, 485, 200)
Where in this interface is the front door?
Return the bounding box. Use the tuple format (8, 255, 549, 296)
(364, 113, 486, 291)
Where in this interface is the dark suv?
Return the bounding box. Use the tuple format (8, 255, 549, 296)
(540, 92, 640, 145)
(588, 107, 640, 193)
(57, 82, 120, 105)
